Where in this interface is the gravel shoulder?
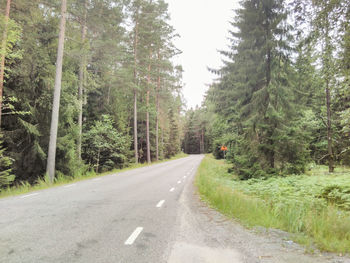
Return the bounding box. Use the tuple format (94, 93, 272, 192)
(168, 170, 350, 263)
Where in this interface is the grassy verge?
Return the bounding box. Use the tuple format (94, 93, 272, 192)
(0, 152, 188, 199)
(196, 154, 350, 254)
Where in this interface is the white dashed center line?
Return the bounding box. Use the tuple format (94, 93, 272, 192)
(156, 200, 165, 208)
(177, 180, 181, 184)
(170, 187, 175, 192)
(64, 184, 76, 188)
(183, 176, 187, 179)
(20, 193, 39, 199)
(125, 227, 143, 245)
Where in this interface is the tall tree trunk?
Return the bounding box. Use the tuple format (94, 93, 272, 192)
(200, 128, 204, 153)
(0, 0, 11, 127)
(324, 21, 334, 173)
(77, 0, 87, 161)
(46, 0, 67, 183)
(133, 8, 139, 164)
(96, 148, 100, 173)
(326, 80, 334, 172)
(265, 21, 274, 169)
(161, 128, 164, 157)
(146, 59, 151, 163)
(156, 92, 159, 161)
(155, 51, 160, 161)
(134, 89, 138, 163)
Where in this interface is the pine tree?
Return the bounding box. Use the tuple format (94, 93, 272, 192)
(130, 0, 141, 164)
(46, 0, 67, 183)
(77, 0, 88, 161)
(0, 0, 184, 186)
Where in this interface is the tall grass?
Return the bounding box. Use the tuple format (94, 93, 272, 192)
(0, 152, 188, 199)
(196, 155, 350, 253)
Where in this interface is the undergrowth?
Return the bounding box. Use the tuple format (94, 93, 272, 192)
(196, 154, 350, 254)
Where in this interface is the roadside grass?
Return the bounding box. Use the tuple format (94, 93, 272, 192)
(196, 154, 350, 254)
(0, 152, 188, 199)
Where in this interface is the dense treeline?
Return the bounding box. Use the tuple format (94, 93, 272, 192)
(183, 0, 350, 179)
(0, 0, 184, 188)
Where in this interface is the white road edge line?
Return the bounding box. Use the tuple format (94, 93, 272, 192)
(125, 227, 143, 245)
(64, 184, 76, 188)
(177, 180, 181, 184)
(170, 187, 175, 192)
(20, 193, 39, 199)
(92, 178, 101, 181)
(156, 200, 165, 208)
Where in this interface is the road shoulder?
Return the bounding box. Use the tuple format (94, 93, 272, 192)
(168, 166, 350, 263)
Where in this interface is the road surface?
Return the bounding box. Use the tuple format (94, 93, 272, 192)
(0, 155, 348, 263)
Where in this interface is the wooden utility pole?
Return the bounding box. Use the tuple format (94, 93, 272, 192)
(0, 0, 11, 127)
(77, 0, 88, 160)
(46, 0, 67, 183)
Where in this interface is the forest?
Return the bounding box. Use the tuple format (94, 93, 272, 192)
(1, 0, 350, 191)
(0, 0, 185, 189)
(1, 0, 350, 254)
(183, 0, 350, 179)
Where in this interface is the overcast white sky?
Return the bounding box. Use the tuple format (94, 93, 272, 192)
(166, 0, 240, 109)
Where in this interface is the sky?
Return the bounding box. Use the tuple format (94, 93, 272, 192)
(166, 0, 240, 109)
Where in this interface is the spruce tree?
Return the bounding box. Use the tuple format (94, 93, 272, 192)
(209, 0, 309, 178)
(0, 133, 14, 189)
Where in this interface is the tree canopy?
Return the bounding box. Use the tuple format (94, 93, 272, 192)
(0, 0, 185, 189)
(183, 0, 350, 179)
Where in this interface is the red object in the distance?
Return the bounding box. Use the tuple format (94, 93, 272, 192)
(221, 146, 228, 151)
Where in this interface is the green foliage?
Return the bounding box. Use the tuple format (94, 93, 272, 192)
(212, 142, 224, 160)
(206, 0, 311, 178)
(166, 107, 180, 157)
(318, 185, 350, 211)
(200, 0, 350, 178)
(197, 155, 350, 253)
(83, 115, 129, 172)
(0, 14, 22, 68)
(183, 110, 200, 154)
(0, 134, 14, 189)
(0, 0, 185, 185)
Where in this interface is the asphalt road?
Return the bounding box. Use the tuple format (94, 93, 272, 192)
(1, 155, 349, 263)
(0, 155, 204, 263)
